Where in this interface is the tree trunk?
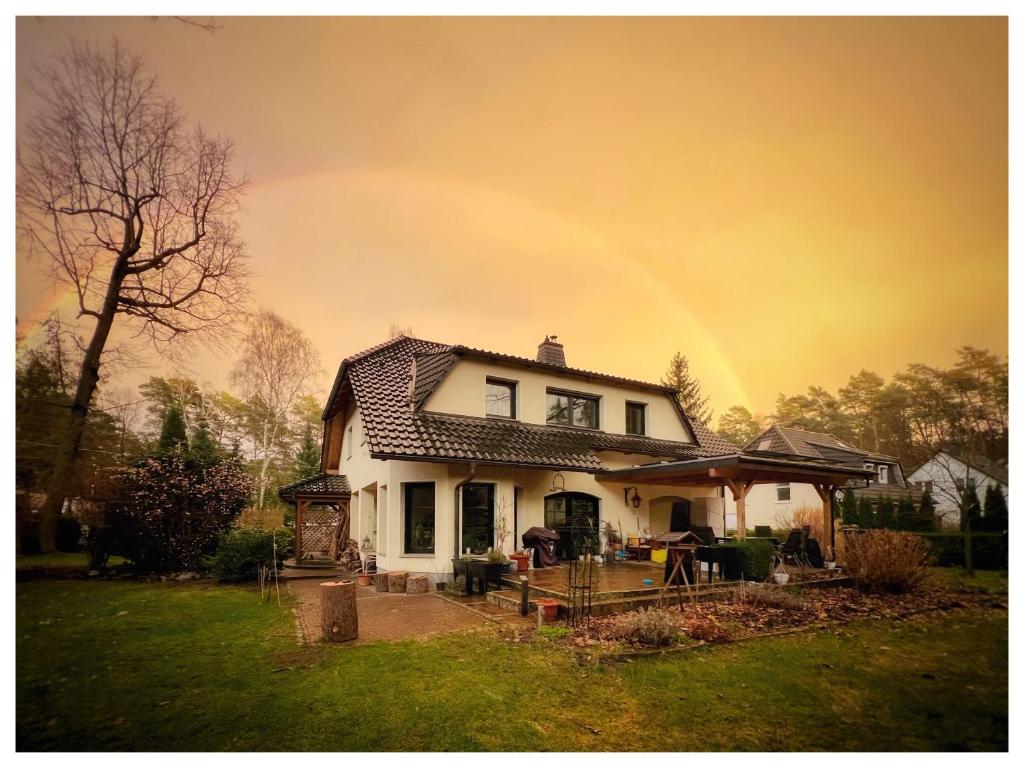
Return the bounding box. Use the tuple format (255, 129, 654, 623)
(387, 571, 408, 593)
(320, 580, 358, 642)
(37, 287, 122, 552)
(406, 574, 429, 594)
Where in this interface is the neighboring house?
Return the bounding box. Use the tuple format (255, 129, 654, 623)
(279, 335, 872, 583)
(906, 451, 1008, 525)
(724, 425, 916, 530)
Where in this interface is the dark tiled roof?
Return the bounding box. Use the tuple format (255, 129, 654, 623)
(745, 425, 904, 475)
(278, 473, 351, 502)
(337, 335, 737, 471)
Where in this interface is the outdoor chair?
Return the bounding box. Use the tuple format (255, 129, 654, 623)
(754, 525, 772, 538)
(779, 529, 811, 568)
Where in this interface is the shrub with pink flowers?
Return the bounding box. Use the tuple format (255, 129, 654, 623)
(104, 456, 253, 573)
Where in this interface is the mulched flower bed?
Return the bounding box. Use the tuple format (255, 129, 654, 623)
(574, 584, 1007, 649)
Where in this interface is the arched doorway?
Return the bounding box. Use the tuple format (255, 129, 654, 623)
(649, 495, 692, 536)
(544, 492, 600, 559)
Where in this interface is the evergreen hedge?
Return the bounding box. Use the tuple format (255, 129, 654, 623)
(916, 532, 1007, 570)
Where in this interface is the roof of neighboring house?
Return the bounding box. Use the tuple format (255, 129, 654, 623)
(744, 425, 900, 466)
(909, 451, 1009, 487)
(278, 473, 352, 502)
(323, 335, 738, 471)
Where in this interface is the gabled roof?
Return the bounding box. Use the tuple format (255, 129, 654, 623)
(323, 335, 738, 471)
(910, 450, 1009, 486)
(745, 425, 898, 464)
(278, 473, 352, 502)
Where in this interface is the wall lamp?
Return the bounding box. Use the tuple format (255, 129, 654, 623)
(623, 486, 642, 509)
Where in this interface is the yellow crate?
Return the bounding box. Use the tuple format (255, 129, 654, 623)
(650, 548, 667, 564)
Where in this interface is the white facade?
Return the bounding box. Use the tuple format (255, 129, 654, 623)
(332, 356, 726, 583)
(723, 481, 823, 531)
(906, 452, 1008, 524)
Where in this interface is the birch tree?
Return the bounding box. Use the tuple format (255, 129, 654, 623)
(17, 40, 249, 550)
(231, 310, 321, 509)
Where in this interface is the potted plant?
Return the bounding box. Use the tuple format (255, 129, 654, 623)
(773, 558, 790, 585)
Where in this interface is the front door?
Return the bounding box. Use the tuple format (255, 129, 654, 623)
(461, 484, 495, 555)
(544, 492, 600, 559)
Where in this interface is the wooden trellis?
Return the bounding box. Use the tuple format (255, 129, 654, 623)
(296, 500, 350, 560)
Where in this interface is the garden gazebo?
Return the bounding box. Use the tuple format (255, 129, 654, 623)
(278, 473, 352, 562)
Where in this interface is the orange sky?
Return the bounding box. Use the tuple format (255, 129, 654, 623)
(15, 16, 1008, 419)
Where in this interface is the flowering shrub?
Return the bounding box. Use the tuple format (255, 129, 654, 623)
(105, 456, 253, 573)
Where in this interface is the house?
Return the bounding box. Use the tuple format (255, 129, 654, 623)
(279, 335, 873, 584)
(906, 451, 1008, 525)
(724, 425, 917, 531)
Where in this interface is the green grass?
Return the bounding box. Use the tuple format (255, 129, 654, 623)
(17, 580, 1007, 751)
(927, 567, 1008, 594)
(16, 552, 125, 570)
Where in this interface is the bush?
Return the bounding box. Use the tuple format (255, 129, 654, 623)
(841, 529, 931, 593)
(613, 608, 680, 647)
(745, 583, 805, 611)
(105, 456, 253, 573)
(722, 538, 775, 581)
(208, 527, 295, 581)
(55, 516, 83, 552)
(916, 532, 1007, 570)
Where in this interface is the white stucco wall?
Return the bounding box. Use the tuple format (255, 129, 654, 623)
(723, 481, 823, 531)
(423, 358, 693, 442)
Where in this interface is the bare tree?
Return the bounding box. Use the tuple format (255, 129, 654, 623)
(17, 40, 249, 550)
(231, 310, 321, 510)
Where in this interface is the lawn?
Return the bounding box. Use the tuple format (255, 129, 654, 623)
(17, 579, 1007, 751)
(16, 552, 125, 570)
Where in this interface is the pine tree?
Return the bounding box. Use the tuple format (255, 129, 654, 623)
(662, 352, 713, 426)
(157, 405, 189, 456)
(189, 415, 221, 466)
(980, 484, 1008, 532)
(896, 496, 916, 531)
(917, 490, 936, 531)
(960, 483, 982, 533)
(293, 424, 321, 481)
(857, 495, 875, 529)
(876, 496, 895, 529)
(840, 489, 860, 527)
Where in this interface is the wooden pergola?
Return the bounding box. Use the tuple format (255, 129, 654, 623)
(600, 454, 876, 549)
(278, 473, 352, 562)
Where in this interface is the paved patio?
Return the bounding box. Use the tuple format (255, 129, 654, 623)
(287, 578, 532, 644)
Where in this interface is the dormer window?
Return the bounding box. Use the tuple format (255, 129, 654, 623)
(877, 465, 889, 484)
(626, 402, 646, 435)
(546, 389, 600, 429)
(485, 378, 516, 419)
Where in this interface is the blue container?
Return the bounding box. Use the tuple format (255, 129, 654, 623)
(642, 578, 654, 586)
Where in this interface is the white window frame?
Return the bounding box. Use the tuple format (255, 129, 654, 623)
(776, 483, 791, 502)
(877, 465, 889, 484)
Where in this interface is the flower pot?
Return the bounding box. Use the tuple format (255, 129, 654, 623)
(773, 572, 790, 585)
(509, 554, 530, 572)
(356, 573, 374, 587)
(534, 598, 559, 620)
(825, 561, 837, 571)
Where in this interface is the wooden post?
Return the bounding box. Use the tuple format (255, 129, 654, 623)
(320, 580, 358, 642)
(725, 479, 753, 539)
(387, 570, 409, 593)
(520, 575, 529, 616)
(295, 499, 307, 562)
(812, 484, 835, 551)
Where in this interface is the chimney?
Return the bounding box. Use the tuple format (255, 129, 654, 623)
(536, 335, 566, 367)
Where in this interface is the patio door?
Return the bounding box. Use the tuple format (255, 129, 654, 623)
(544, 492, 600, 559)
(461, 484, 494, 555)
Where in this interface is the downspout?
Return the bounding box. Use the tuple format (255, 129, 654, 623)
(453, 461, 477, 560)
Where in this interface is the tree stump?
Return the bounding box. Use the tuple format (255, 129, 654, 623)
(406, 574, 429, 594)
(387, 570, 409, 593)
(320, 580, 357, 642)
(374, 572, 389, 592)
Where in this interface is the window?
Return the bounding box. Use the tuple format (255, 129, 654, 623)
(485, 378, 516, 418)
(625, 402, 646, 435)
(914, 480, 934, 494)
(546, 390, 600, 429)
(461, 484, 494, 555)
(346, 425, 353, 460)
(877, 465, 889, 484)
(776, 483, 791, 502)
(377, 485, 387, 555)
(403, 483, 435, 554)
(864, 462, 875, 471)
